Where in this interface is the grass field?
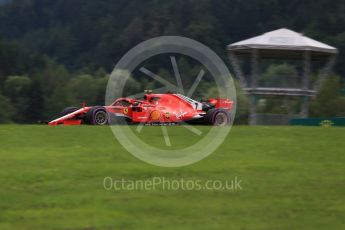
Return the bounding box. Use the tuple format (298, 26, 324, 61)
(0, 125, 344, 230)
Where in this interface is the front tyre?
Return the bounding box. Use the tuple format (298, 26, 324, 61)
(85, 106, 109, 125)
(60, 107, 79, 117)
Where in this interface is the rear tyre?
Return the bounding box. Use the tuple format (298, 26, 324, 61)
(60, 107, 79, 117)
(205, 108, 230, 126)
(85, 106, 109, 125)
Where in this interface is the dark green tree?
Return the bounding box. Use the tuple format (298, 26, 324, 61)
(0, 92, 14, 123)
(3, 75, 32, 122)
(310, 75, 345, 117)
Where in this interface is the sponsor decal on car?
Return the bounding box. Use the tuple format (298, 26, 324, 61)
(175, 110, 187, 119)
(150, 110, 161, 120)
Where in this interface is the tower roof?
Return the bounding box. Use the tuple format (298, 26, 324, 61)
(228, 28, 337, 54)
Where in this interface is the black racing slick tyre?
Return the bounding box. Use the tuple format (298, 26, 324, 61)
(205, 108, 231, 126)
(85, 106, 109, 125)
(60, 107, 79, 117)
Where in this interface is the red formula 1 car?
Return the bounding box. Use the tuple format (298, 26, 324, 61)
(48, 93, 234, 126)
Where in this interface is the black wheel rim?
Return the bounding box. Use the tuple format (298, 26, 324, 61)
(95, 111, 107, 125)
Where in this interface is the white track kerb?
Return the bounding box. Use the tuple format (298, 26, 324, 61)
(105, 36, 237, 167)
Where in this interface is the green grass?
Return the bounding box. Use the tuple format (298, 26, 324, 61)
(0, 125, 344, 230)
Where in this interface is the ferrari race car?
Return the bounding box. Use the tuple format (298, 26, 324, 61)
(48, 93, 234, 126)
